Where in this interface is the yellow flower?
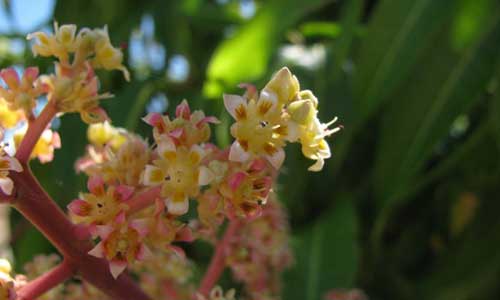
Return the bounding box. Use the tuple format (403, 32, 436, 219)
(27, 22, 77, 64)
(261, 67, 300, 106)
(224, 93, 288, 169)
(68, 177, 132, 226)
(0, 99, 23, 129)
(87, 121, 127, 150)
(0, 67, 43, 116)
(88, 212, 150, 278)
(91, 26, 130, 81)
(41, 64, 113, 124)
(142, 138, 212, 215)
(14, 126, 61, 164)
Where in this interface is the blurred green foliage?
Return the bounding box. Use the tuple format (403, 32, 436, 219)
(2, 0, 500, 299)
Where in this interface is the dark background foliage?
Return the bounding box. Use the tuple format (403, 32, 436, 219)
(1, 0, 500, 299)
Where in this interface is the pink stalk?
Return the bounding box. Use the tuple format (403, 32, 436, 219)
(17, 260, 75, 300)
(11, 166, 151, 300)
(126, 186, 161, 214)
(15, 101, 57, 163)
(198, 219, 241, 295)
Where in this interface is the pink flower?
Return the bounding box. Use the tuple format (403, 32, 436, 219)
(67, 176, 133, 227)
(88, 212, 150, 278)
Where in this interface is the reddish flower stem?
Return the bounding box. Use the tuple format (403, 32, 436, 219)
(11, 166, 151, 300)
(15, 101, 57, 164)
(17, 260, 75, 300)
(125, 186, 162, 214)
(198, 219, 242, 295)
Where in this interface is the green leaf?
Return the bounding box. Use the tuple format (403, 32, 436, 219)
(452, 0, 497, 50)
(203, 0, 334, 98)
(283, 196, 359, 300)
(373, 12, 500, 206)
(300, 21, 342, 39)
(353, 0, 457, 124)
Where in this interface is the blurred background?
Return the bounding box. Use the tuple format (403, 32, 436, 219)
(1, 0, 500, 299)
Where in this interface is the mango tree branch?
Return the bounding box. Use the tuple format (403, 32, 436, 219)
(15, 101, 57, 164)
(198, 219, 242, 296)
(11, 165, 151, 300)
(17, 260, 75, 300)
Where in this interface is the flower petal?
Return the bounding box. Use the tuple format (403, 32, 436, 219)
(88, 242, 105, 258)
(95, 225, 114, 240)
(308, 157, 325, 172)
(115, 185, 134, 201)
(67, 199, 91, 216)
(228, 171, 247, 191)
(175, 99, 191, 119)
(141, 165, 165, 186)
(136, 244, 152, 261)
(142, 112, 162, 127)
(87, 176, 105, 195)
(130, 219, 149, 238)
(6, 157, 22, 173)
(228, 141, 250, 162)
(22, 67, 39, 83)
(0, 68, 20, 89)
(109, 260, 128, 279)
(223, 94, 247, 120)
(0, 177, 14, 195)
(198, 166, 214, 186)
(266, 147, 285, 169)
(166, 245, 186, 259)
(165, 196, 189, 215)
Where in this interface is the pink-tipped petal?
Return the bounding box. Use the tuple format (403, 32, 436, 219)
(109, 260, 128, 279)
(166, 245, 186, 259)
(95, 225, 114, 240)
(198, 166, 214, 186)
(87, 176, 105, 195)
(266, 148, 285, 169)
(142, 112, 162, 127)
(176, 226, 194, 242)
(0, 177, 14, 195)
(238, 83, 257, 99)
(228, 171, 247, 191)
(196, 116, 220, 128)
(136, 244, 152, 261)
(67, 199, 90, 216)
(223, 94, 247, 120)
(129, 219, 149, 238)
(115, 185, 134, 201)
(228, 141, 250, 162)
(0, 68, 20, 89)
(7, 157, 22, 172)
(88, 242, 105, 258)
(114, 211, 127, 225)
(175, 99, 191, 119)
(249, 158, 267, 172)
(51, 132, 61, 148)
(23, 67, 39, 83)
(168, 127, 184, 139)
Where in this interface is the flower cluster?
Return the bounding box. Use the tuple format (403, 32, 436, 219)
(0, 22, 128, 179)
(0, 258, 32, 300)
(224, 67, 340, 171)
(2, 21, 340, 300)
(225, 197, 292, 300)
(64, 66, 338, 300)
